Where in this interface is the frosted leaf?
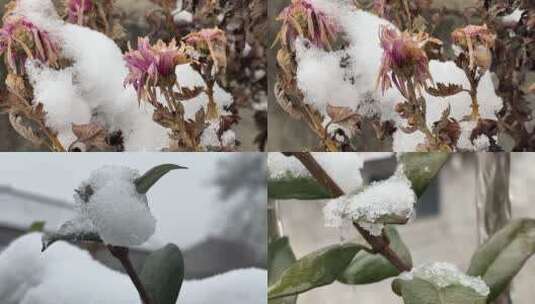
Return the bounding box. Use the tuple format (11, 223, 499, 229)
(268, 152, 363, 193)
(400, 262, 490, 296)
(267, 152, 310, 180)
(324, 167, 416, 235)
(73, 165, 156, 247)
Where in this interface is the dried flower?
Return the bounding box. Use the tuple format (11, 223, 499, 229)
(275, 0, 338, 50)
(377, 25, 432, 96)
(0, 16, 59, 74)
(183, 28, 227, 71)
(124, 37, 189, 100)
(65, 0, 95, 25)
(373, 0, 387, 18)
(451, 24, 496, 70)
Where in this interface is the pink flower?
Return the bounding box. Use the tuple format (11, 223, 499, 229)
(377, 25, 432, 97)
(276, 0, 338, 49)
(124, 37, 189, 99)
(66, 0, 95, 25)
(183, 28, 227, 70)
(451, 24, 495, 70)
(0, 16, 59, 74)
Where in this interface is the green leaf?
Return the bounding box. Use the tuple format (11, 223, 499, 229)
(29, 221, 46, 232)
(268, 153, 448, 201)
(140, 243, 184, 304)
(393, 278, 487, 304)
(268, 243, 363, 299)
(398, 153, 449, 198)
(268, 237, 297, 304)
(467, 218, 535, 301)
(135, 164, 187, 194)
(268, 176, 331, 200)
(337, 226, 412, 284)
(41, 219, 102, 252)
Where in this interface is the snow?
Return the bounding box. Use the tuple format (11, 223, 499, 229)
(173, 10, 193, 25)
(175, 64, 233, 120)
(220, 130, 236, 147)
(267, 152, 364, 193)
(0, 233, 267, 304)
(72, 165, 156, 247)
(295, 41, 361, 114)
(400, 262, 490, 296)
(289, 1, 503, 151)
(0, 233, 138, 304)
(25, 62, 92, 147)
(323, 167, 416, 235)
(502, 9, 524, 24)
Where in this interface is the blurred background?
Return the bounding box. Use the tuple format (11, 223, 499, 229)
(0, 152, 266, 278)
(274, 153, 535, 303)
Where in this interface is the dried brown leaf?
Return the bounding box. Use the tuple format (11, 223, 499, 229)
(174, 86, 204, 101)
(8, 112, 44, 145)
(426, 82, 464, 97)
(71, 123, 111, 151)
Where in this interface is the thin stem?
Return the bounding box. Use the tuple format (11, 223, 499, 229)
(108, 245, 153, 304)
(289, 152, 412, 272)
(301, 105, 339, 152)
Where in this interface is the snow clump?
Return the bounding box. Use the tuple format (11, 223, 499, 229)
(323, 166, 416, 236)
(73, 165, 156, 247)
(399, 262, 490, 296)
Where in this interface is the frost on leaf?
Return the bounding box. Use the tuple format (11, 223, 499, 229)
(268, 152, 363, 194)
(400, 262, 490, 297)
(323, 166, 416, 236)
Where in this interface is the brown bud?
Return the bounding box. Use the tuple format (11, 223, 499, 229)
(474, 45, 492, 71)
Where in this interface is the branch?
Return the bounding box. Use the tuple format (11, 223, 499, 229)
(108, 245, 153, 304)
(288, 152, 412, 272)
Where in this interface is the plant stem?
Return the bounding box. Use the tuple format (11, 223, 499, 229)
(290, 152, 412, 272)
(108, 245, 153, 304)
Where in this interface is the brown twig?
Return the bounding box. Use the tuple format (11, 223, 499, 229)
(108, 245, 153, 304)
(289, 152, 412, 272)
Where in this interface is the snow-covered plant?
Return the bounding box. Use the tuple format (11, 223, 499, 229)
(147, 0, 268, 150)
(267, 152, 535, 304)
(0, 0, 264, 151)
(42, 163, 186, 304)
(273, 0, 532, 151)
